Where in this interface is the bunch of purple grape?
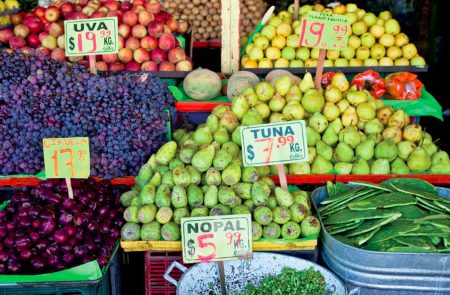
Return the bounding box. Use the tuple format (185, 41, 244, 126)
(0, 50, 176, 179)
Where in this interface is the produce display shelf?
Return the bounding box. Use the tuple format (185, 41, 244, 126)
(336, 174, 450, 185)
(0, 8, 20, 16)
(268, 174, 336, 185)
(243, 65, 429, 75)
(192, 41, 208, 48)
(175, 101, 230, 112)
(124, 71, 191, 78)
(121, 239, 317, 252)
(0, 24, 13, 30)
(0, 176, 136, 187)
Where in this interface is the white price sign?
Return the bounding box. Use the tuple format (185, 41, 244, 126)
(241, 121, 309, 167)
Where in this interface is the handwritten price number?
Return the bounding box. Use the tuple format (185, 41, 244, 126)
(190, 232, 243, 262)
(99, 30, 111, 38)
(255, 136, 294, 165)
(299, 20, 348, 47)
(51, 149, 88, 177)
(70, 30, 111, 53)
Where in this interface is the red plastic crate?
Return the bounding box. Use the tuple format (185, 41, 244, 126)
(145, 251, 192, 295)
(269, 174, 336, 185)
(175, 101, 230, 112)
(0, 176, 136, 188)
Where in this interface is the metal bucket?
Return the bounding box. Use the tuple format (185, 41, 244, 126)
(312, 185, 450, 295)
(164, 252, 347, 295)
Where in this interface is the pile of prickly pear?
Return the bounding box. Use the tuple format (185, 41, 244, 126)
(120, 132, 321, 242)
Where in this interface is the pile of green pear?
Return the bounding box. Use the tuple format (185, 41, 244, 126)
(209, 71, 450, 175)
(120, 136, 321, 242)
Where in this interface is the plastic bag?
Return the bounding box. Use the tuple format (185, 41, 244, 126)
(351, 69, 386, 99)
(385, 72, 424, 100)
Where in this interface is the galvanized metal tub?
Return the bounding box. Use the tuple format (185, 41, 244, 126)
(164, 252, 347, 295)
(312, 185, 450, 295)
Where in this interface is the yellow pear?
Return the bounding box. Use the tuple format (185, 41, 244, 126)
(299, 72, 315, 93)
(331, 72, 349, 92)
(342, 107, 358, 127)
(323, 102, 341, 121)
(377, 106, 394, 125)
(346, 91, 368, 106)
(382, 126, 403, 144)
(337, 99, 350, 113)
(388, 109, 406, 128)
(403, 124, 422, 143)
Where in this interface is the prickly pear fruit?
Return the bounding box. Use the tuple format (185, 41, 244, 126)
(155, 207, 173, 224)
(191, 206, 209, 217)
(131, 197, 141, 206)
(222, 164, 242, 185)
(259, 177, 276, 192)
(136, 164, 153, 189)
(254, 206, 273, 225)
(140, 183, 156, 205)
(149, 171, 161, 187)
(252, 222, 263, 240)
(218, 186, 237, 206)
(161, 222, 180, 241)
(141, 221, 160, 241)
(213, 150, 232, 171)
(233, 183, 252, 200)
(192, 145, 215, 172)
(242, 167, 259, 183)
(281, 221, 301, 239)
(272, 207, 291, 224)
(210, 204, 232, 216)
(185, 166, 201, 185)
(301, 216, 321, 237)
(138, 204, 157, 223)
(171, 186, 188, 208)
(187, 184, 204, 208)
(267, 196, 278, 210)
(120, 190, 140, 207)
(275, 187, 294, 208)
(121, 223, 141, 241)
(232, 205, 251, 215)
(205, 167, 222, 186)
(169, 159, 185, 171)
(154, 166, 169, 176)
(193, 127, 213, 146)
(124, 206, 140, 223)
(204, 185, 219, 208)
(252, 181, 270, 206)
(244, 200, 256, 212)
(156, 141, 177, 165)
(174, 208, 190, 225)
(173, 168, 191, 188)
(221, 142, 240, 159)
(155, 184, 171, 208)
(289, 203, 308, 223)
(263, 223, 281, 238)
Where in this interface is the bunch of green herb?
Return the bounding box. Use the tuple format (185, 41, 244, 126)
(233, 267, 327, 295)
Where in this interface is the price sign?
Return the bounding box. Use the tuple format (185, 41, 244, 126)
(299, 11, 349, 51)
(241, 121, 308, 167)
(64, 17, 118, 56)
(43, 137, 90, 178)
(181, 214, 252, 264)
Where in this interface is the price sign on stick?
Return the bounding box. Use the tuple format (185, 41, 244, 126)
(64, 17, 118, 56)
(299, 11, 349, 50)
(43, 137, 90, 179)
(181, 214, 252, 264)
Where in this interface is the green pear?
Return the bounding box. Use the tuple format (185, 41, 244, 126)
(323, 102, 341, 122)
(423, 142, 438, 157)
(231, 95, 249, 120)
(316, 141, 333, 161)
(368, 133, 383, 144)
(331, 72, 349, 92)
(308, 147, 316, 164)
(432, 151, 450, 165)
(241, 87, 259, 107)
(213, 149, 232, 170)
(341, 106, 358, 127)
(306, 126, 321, 147)
(219, 111, 239, 133)
(364, 118, 385, 135)
(371, 158, 390, 175)
(255, 102, 271, 120)
(221, 142, 240, 159)
(322, 127, 338, 147)
(375, 139, 398, 162)
(206, 114, 219, 133)
(283, 101, 305, 120)
(311, 155, 333, 174)
(355, 138, 375, 161)
(397, 141, 416, 160)
(359, 131, 368, 142)
(213, 126, 230, 144)
(391, 158, 411, 174)
(242, 109, 263, 126)
(286, 85, 302, 102)
(173, 129, 187, 144)
(301, 89, 325, 113)
(309, 112, 329, 133)
(346, 91, 368, 107)
(231, 127, 242, 146)
(407, 147, 431, 172)
(193, 127, 214, 146)
(275, 75, 292, 96)
(430, 159, 450, 174)
(337, 99, 350, 113)
(212, 104, 231, 119)
(289, 162, 311, 174)
(351, 158, 370, 175)
(357, 120, 366, 130)
(325, 85, 342, 103)
(329, 118, 343, 134)
(334, 162, 353, 175)
(423, 132, 432, 141)
(333, 142, 354, 162)
(356, 102, 376, 122)
(269, 93, 287, 112)
(269, 113, 288, 123)
(255, 82, 275, 101)
(299, 72, 315, 92)
(339, 127, 361, 148)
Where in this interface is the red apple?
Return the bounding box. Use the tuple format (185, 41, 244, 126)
(106, 11, 120, 24)
(60, 3, 75, 16)
(158, 11, 169, 20)
(158, 33, 175, 51)
(168, 46, 185, 63)
(64, 11, 77, 20)
(75, 4, 83, 12)
(10, 14, 23, 26)
(138, 10, 154, 26)
(131, 24, 147, 39)
(153, 13, 164, 23)
(118, 36, 125, 49)
(44, 6, 61, 22)
(14, 24, 30, 39)
(159, 61, 175, 71)
(141, 61, 158, 71)
(35, 7, 46, 18)
(165, 17, 178, 33)
(176, 60, 193, 71)
(0, 28, 14, 43)
(132, 0, 144, 6)
(133, 48, 150, 63)
(36, 46, 51, 56)
(48, 23, 64, 38)
(140, 36, 157, 50)
(109, 61, 125, 71)
(27, 34, 40, 48)
(57, 35, 65, 48)
(74, 12, 89, 19)
(91, 11, 107, 18)
(19, 11, 27, 18)
(43, 22, 51, 32)
(145, 0, 161, 14)
(147, 20, 164, 37)
(40, 17, 49, 25)
(20, 46, 32, 54)
(97, 6, 109, 14)
(39, 32, 49, 42)
(120, 1, 132, 11)
(131, 5, 145, 13)
(68, 55, 83, 62)
(87, 0, 101, 10)
(78, 60, 89, 68)
(118, 48, 133, 63)
(177, 20, 188, 33)
(102, 53, 118, 63)
(42, 35, 57, 50)
(22, 16, 44, 34)
(51, 48, 66, 61)
(125, 61, 141, 71)
(122, 11, 137, 26)
(117, 10, 124, 17)
(118, 24, 131, 38)
(150, 47, 166, 63)
(82, 6, 96, 17)
(125, 36, 140, 51)
(9, 36, 26, 50)
(77, 0, 89, 7)
(84, 54, 101, 61)
(163, 25, 171, 34)
(103, 0, 119, 11)
(96, 61, 108, 71)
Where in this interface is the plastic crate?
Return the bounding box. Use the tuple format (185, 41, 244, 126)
(145, 252, 192, 295)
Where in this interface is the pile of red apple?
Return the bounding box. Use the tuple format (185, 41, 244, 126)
(0, 0, 192, 71)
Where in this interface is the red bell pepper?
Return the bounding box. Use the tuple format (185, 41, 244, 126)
(351, 69, 386, 99)
(384, 72, 424, 100)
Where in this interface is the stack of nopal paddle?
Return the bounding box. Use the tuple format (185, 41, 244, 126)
(319, 179, 450, 253)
